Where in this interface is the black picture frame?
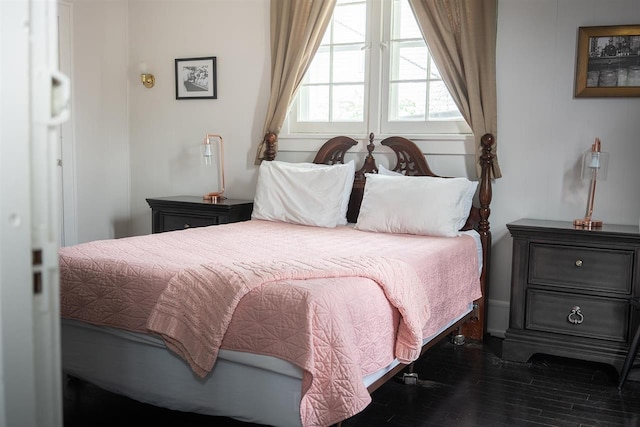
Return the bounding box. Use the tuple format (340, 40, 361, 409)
(575, 25, 640, 97)
(175, 56, 217, 99)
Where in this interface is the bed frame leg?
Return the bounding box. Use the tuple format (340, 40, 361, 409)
(402, 361, 419, 385)
(452, 327, 465, 346)
(402, 372, 419, 385)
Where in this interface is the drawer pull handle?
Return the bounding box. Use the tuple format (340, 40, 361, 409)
(567, 306, 584, 325)
(183, 224, 191, 229)
(575, 260, 583, 267)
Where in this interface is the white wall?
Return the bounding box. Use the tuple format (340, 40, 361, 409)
(127, 0, 270, 235)
(69, 0, 130, 242)
(68, 0, 640, 335)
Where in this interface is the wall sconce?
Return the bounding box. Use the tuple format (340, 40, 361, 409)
(140, 73, 155, 88)
(202, 134, 225, 202)
(574, 137, 609, 229)
(139, 62, 155, 88)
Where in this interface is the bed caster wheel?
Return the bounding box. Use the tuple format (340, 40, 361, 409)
(452, 334, 465, 346)
(403, 372, 418, 385)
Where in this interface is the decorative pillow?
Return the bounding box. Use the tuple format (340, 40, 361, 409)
(378, 164, 403, 176)
(354, 173, 478, 237)
(252, 160, 354, 228)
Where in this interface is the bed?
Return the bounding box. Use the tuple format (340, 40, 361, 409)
(60, 133, 495, 427)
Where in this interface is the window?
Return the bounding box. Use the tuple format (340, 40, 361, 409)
(286, 0, 470, 137)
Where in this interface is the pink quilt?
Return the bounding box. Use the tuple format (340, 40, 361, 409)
(147, 256, 428, 378)
(60, 220, 481, 426)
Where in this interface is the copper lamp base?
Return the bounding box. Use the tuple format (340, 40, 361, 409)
(573, 218, 603, 229)
(203, 193, 226, 203)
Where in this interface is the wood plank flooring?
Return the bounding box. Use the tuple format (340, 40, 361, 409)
(63, 336, 640, 426)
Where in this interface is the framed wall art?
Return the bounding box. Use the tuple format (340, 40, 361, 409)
(575, 25, 640, 97)
(175, 56, 217, 99)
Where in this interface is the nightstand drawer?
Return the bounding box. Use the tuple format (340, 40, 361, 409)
(526, 289, 628, 342)
(162, 214, 218, 231)
(529, 243, 633, 294)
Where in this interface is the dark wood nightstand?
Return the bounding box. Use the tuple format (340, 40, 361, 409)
(503, 218, 640, 373)
(146, 196, 253, 233)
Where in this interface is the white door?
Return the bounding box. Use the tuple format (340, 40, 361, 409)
(31, 0, 69, 425)
(0, 2, 38, 425)
(0, 0, 68, 425)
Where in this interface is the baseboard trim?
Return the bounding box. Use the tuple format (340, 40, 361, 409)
(487, 299, 509, 338)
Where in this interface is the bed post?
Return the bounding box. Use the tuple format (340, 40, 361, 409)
(461, 133, 494, 341)
(263, 132, 277, 161)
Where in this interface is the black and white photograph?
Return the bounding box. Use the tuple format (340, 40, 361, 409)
(575, 25, 640, 97)
(175, 56, 217, 99)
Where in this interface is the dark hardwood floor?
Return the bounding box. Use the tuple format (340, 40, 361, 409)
(64, 336, 640, 426)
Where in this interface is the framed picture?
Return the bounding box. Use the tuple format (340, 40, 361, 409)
(575, 25, 640, 97)
(175, 56, 217, 99)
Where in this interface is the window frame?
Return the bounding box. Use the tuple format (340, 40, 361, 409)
(280, 0, 471, 144)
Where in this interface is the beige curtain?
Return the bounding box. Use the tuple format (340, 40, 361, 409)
(408, 0, 501, 178)
(254, 0, 337, 164)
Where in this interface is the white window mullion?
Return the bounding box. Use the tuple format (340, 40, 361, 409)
(328, 23, 335, 122)
(368, 0, 383, 137)
(379, 0, 393, 136)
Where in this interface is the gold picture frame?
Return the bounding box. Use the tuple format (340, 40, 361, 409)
(575, 25, 640, 97)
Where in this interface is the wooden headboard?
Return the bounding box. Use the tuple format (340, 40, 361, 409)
(263, 133, 495, 340)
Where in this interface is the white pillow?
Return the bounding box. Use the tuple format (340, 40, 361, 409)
(287, 160, 355, 225)
(376, 166, 476, 230)
(252, 160, 354, 228)
(354, 173, 478, 237)
(378, 164, 403, 176)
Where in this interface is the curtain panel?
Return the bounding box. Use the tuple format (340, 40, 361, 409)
(254, 0, 337, 164)
(408, 0, 501, 178)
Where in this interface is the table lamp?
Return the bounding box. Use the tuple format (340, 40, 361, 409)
(202, 134, 225, 202)
(574, 138, 608, 229)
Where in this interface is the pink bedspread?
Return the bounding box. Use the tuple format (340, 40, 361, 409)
(147, 256, 428, 378)
(60, 220, 481, 426)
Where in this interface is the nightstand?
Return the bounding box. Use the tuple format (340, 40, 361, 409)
(503, 218, 640, 373)
(146, 196, 253, 233)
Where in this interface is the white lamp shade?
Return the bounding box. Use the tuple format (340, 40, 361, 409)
(581, 150, 608, 180)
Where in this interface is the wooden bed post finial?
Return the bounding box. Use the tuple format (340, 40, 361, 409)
(264, 132, 277, 161)
(366, 133, 375, 158)
(359, 133, 377, 176)
(478, 133, 494, 238)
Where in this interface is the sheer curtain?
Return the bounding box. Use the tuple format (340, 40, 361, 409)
(254, 0, 337, 164)
(408, 0, 501, 178)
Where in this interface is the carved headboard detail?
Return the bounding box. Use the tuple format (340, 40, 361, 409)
(381, 136, 436, 176)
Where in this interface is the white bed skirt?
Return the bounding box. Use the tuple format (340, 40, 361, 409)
(61, 303, 471, 427)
